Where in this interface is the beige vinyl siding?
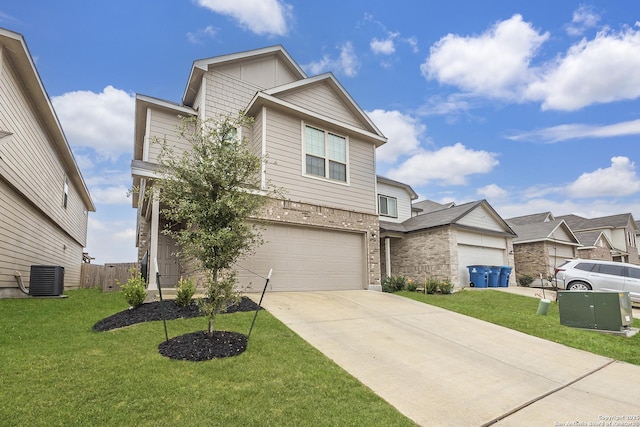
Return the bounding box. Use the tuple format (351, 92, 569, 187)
(277, 82, 363, 129)
(264, 108, 376, 214)
(215, 56, 299, 90)
(457, 205, 506, 232)
(250, 110, 263, 157)
(457, 230, 508, 249)
(145, 109, 188, 164)
(376, 181, 413, 223)
(0, 52, 88, 246)
(0, 180, 83, 290)
(552, 226, 573, 242)
(205, 71, 263, 118)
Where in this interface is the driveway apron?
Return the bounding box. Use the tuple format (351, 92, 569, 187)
(249, 290, 640, 426)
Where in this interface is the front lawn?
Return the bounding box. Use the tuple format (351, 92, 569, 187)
(0, 289, 414, 426)
(398, 289, 640, 365)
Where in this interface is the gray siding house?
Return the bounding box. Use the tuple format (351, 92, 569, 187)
(0, 28, 95, 297)
(132, 46, 385, 293)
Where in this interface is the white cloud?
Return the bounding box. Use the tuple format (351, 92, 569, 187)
(566, 5, 600, 36)
(386, 143, 499, 186)
(477, 184, 508, 200)
(52, 86, 134, 161)
(90, 185, 131, 205)
(421, 14, 640, 111)
(422, 14, 549, 100)
(526, 25, 640, 111)
(567, 156, 640, 198)
(187, 25, 217, 43)
(368, 110, 425, 163)
(406, 36, 419, 54)
(196, 0, 292, 36)
(418, 94, 473, 116)
(370, 35, 396, 55)
(86, 215, 138, 263)
(114, 228, 136, 241)
(507, 118, 640, 143)
(303, 42, 360, 77)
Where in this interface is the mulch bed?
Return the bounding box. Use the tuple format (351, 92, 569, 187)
(93, 297, 261, 362)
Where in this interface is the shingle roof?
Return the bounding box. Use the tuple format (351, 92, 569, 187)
(557, 213, 633, 230)
(507, 220, 559, 242)
(574, 230, 609, 247)
(387, 200, 517, 236)
(412, 200, 455, 214)
(506, 212, 554, 226)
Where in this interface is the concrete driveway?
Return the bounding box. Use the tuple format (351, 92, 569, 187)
(250, 290, 640, 426)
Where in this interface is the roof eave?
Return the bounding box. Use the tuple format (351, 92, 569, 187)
(246, 92, 387, 146)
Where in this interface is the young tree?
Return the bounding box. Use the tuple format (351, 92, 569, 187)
(154, 113, 268, 337)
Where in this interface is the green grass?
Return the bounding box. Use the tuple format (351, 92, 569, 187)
(398, 289, 640, 365)
(0, 289, 415, 427)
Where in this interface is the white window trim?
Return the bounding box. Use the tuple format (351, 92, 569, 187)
(301, 121, 350, 185)
(63, 176, 69, 209)
(378, 194, 398, 218)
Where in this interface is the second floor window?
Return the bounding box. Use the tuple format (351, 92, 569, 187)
(304, 125, 347, 182)
(379, 195, 397, 218)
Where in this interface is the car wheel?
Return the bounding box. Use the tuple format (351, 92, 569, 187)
(567, 281, 592, 291)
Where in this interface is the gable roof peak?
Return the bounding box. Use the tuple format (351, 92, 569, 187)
(183, 45, 306, 106)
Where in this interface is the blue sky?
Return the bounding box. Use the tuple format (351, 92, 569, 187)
(2, 1, 640, 263)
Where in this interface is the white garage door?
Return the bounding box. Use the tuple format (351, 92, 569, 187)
(236, 223, 365, 291)
(458, 244, 507, 287)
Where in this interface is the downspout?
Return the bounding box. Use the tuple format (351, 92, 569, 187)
(14, 271, 29, 294)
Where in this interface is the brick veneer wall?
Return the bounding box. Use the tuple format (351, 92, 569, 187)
(576, 246, 613, 261)
(385, 227, 458, 286)
(513, 242, 548, 279)
(136, 197, 381, 288)
(137, 214, 150, 265)
(255, 198, 381, 288)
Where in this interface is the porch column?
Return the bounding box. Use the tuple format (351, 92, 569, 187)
(148, 188, 160, 291)
(385, 237, 391, 277)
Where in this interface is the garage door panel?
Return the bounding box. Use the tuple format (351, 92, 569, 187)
(458, 244, 507, 287)
(236, 223, 364, 291)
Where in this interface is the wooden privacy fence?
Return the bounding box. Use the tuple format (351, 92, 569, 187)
(80, 263, 137, 292)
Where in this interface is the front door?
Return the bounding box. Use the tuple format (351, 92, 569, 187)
(157, 232, 180, 287)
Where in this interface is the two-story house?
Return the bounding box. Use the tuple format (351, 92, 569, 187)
(0, 28, 95, 297)
(377, 177, 517, 288)
(132, 46, 385, 293)
(556, 213, 639, 265)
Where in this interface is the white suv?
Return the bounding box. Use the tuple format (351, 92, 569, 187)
(554, 259, 640, 303)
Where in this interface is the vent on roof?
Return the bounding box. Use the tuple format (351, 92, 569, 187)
(29, 265, 65, 296)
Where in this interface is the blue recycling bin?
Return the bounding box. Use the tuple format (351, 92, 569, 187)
(487, 266, 500, 287)
(499, 266, 512, 287)
(467, 265, 488, 288)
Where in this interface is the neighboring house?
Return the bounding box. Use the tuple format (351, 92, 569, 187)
(556, 214, 639, 265)
(132, 46, 386, 293)
(505, 212, 580, 281)
(378, 188, 517, 287)
(0, 28, 95, 298)
(573, 230, 614, 261)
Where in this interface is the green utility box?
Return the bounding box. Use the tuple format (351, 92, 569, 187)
(558, 291, 633, 332)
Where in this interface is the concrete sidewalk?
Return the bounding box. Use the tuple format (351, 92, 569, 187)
(250, 290, 640, 426)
